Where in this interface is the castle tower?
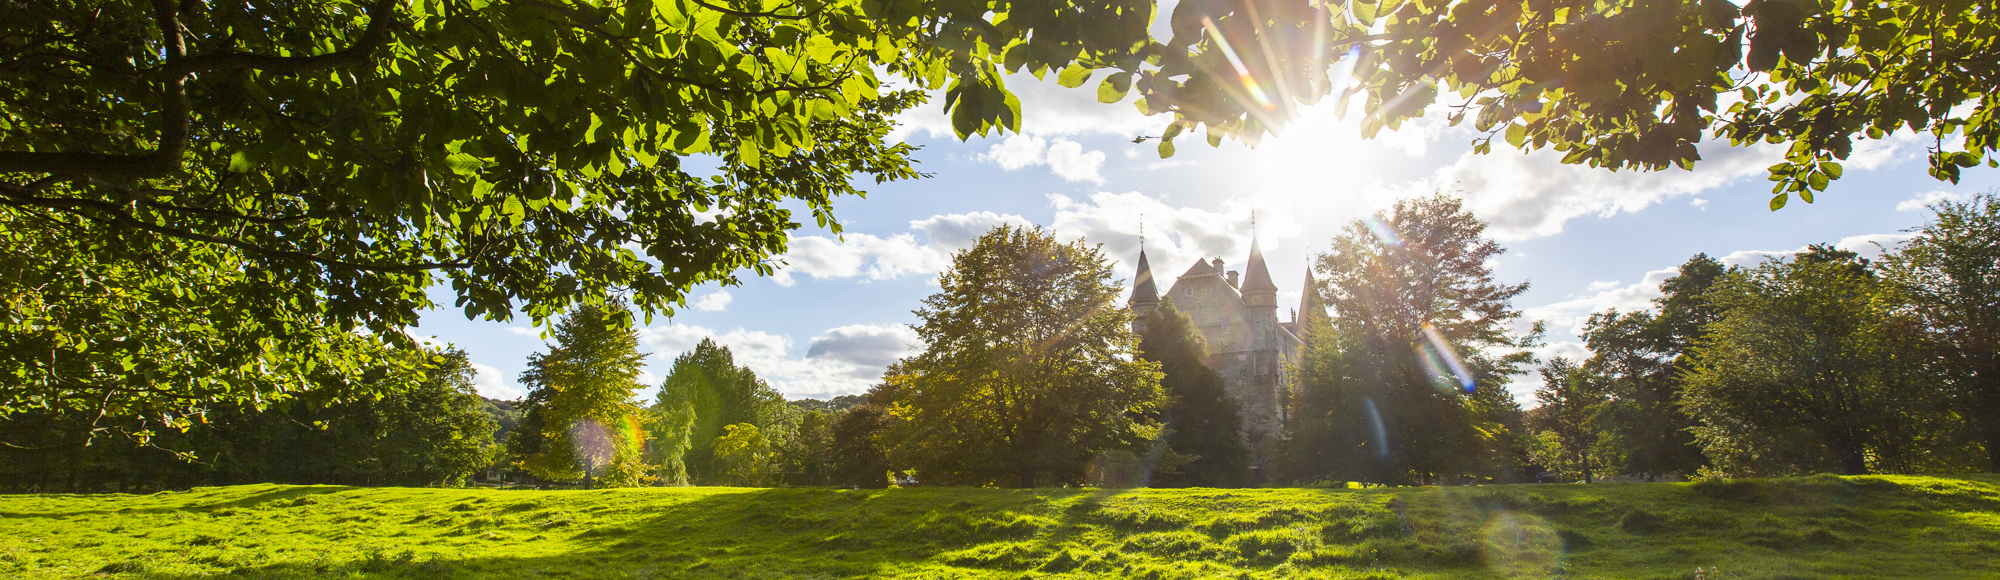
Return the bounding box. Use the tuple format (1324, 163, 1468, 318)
(1295, 265, 1328, 339)
(1128, 248, 1160, 333)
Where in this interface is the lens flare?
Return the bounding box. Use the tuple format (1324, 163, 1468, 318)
(1362, 397, 1390, 459)
(1201, 17, 1274, 109)
(1419, 324, 1476, 393)
(570, 418, 614, 472)
(1360, 215, 1402, 247)
(1480, 511, 1566, 577)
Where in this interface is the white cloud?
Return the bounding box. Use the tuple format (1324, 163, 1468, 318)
(505, 327, 538, 337)
(1046, 140, 1108, 184)
(1691, 198, 1709, 209)
(639, 323, 917, 398)
(693, 290, 733, 312)
(1043, 191, 1305, 281)
(977, 134, 1108, 183)
(1410, 142, 1786, 241)
(1898, 189, 1968, 212)
(806, 324, 921, 379)
(1717, 232, 1916, 268)
(772, 233, 952, 286)
(910, 211, 1035, 250)
(470, 363, 525, 400)
(982, 134, 1050, 170)
(1523, 267, 1679, 336)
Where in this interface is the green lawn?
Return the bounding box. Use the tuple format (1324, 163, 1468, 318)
(4, 475, 1997, 579)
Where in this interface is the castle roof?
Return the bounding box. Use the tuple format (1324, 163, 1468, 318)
(1129, 248, 1159, 304)
(1241, 238, 1277, 292)
(1178, 256, 1219, 279)
(1297, 264, 1328, 332)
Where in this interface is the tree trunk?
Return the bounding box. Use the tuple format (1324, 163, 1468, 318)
(1838, 445, 1868, 475)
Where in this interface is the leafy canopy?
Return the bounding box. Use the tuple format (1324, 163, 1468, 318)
(513, 302, 650, 486)
(889, 225, 1164, 488)
(0, 0, 1155, 446)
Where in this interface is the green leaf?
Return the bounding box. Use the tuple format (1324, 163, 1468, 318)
(1057, 64, 1092, 88)
(1157, 138, 1175, 158)
(1770, 193, 1789, 210)
(227, 151, 254, 173)
(1821, 161, 1843, 179)
(1097, 72, 1132, 103)
(1504, 123, 1527, 148)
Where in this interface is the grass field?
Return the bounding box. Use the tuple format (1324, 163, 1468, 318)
(3, 475, 1997, 579)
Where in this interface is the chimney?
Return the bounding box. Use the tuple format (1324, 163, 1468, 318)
(1227, 270, 1240, 288)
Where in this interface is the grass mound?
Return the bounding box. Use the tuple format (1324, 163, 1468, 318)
(3, 474, 1997, 579)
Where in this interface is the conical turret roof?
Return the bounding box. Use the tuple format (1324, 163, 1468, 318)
(1241, 239, 1277, 292)
(1128, 248, 1159, 304)
(1298, 265, 1328, 330)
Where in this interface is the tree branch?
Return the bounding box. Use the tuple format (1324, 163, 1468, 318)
(163, 0, 399, 76)
(690, 0, 822, 21)
(0, 0, 396, 181)
(0, 0, 190, 180)
(0, 186, 474, 273)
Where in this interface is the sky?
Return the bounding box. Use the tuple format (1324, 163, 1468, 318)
(408, 70, 1999, 408)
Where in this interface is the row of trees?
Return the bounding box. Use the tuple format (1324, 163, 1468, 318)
(1530, 192, 1999, 480)
(499, 225, 1249, 489)
(507, 192, 1997, 489)
(0, 348, 502, 492)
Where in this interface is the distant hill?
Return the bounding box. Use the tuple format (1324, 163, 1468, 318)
(5, 474, 1997, 578)
(786, 394, 868, 414)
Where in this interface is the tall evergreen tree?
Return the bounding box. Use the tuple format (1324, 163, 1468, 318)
(514, 302, 650, 487)
(651, 338, 787, 485)
(1136, 299, 1250, 487)
(1286, 194, 1536, 485)
(888, 225, 1165, 487)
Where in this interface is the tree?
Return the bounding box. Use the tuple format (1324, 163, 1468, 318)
(1880, 191, 2000, 470)
(1136, 298, 1249, 487)
(1287, 194, 1536, 485)
(1682, 250, 1946, 475)
(0, 344, 498, 490)
(712, 423, 775, 486)
(650, 338, 787, 485)
(887, 225, 1165, 488)
(0, 212, 410, 455)
(772, 409, 836, 486)
(1100, 0, 1998, 208)
(514, 302, 650, 487)
(1570, 254, 1722, 480)
(1527, 358, 1606, 483)
(1, 0, 1157, 448)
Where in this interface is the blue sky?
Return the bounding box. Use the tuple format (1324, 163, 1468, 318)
(409, 72, 1998, 407)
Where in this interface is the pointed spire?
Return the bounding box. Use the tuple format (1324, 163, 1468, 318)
(1298, 263, 1328, 334)
(1128, 247, 1159, 307)
(1241, 238, 1277, 292)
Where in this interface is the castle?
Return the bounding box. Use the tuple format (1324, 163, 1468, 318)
(1127, 238, 1327, 477)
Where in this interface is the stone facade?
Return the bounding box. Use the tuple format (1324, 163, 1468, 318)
(1129, 240, 1320, 479)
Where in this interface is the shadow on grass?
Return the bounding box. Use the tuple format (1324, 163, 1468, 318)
(0, 484, 357, 519)
(88, 475, 2000, 580)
